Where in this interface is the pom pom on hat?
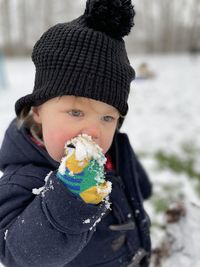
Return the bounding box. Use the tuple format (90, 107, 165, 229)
(84, 0, 135, 39)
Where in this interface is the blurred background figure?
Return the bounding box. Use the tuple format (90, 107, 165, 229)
(136, 62, 156, 80)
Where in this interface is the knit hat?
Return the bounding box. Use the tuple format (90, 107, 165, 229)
(15, 0, 135, 116)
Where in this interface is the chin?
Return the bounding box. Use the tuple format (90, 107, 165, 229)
(48, 151, 62, 163)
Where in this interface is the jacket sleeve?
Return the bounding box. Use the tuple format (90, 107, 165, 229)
(0, 165, 108, 267)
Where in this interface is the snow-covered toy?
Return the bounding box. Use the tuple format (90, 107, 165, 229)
(57, 134, 112, 204)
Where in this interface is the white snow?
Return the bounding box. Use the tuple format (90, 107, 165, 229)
(90, 217, 102, 231)
(104, 196, 112, 210)
(58, 156, 68, 175)
(97, 181, 112, 195)
(32, 187, 44, 195)
(32, 171, 53, 196)
(164, 202, 200, 267)
(151, 201, 200, 267)
(83, 218, 91, 224)
(4, 230, 8, 241)
(0, 54, 200, 266)
(66, 134, 106, 166)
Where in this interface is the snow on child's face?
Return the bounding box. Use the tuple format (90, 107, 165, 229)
(32, 96, 120, 162)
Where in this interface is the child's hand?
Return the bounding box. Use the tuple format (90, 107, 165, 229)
(56, 134, 112, 204)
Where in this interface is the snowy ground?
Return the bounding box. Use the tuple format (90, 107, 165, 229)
(0, 54, 200, 266)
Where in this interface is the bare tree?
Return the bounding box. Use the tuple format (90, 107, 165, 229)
(42, 0, 53, 29)
(17, 0, 28, 54)
(188, 0, 200, 51)
(0, 0, 12, 54)
(0, 0, 200, 55)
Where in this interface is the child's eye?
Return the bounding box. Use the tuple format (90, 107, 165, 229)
(102, 116, 115, 122)
(68, 109, 84, 117)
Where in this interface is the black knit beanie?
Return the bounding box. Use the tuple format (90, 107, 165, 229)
(15, 0, 135, 116)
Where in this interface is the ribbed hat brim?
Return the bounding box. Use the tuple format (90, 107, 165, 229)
(15, 69, 130, 116)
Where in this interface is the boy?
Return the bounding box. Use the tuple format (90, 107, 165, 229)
(0, 1, 152, 266)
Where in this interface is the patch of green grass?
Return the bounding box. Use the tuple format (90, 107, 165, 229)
(152, 196, 170, 213)
(151, 184, 183, 213)
(153, 142, 200, 196)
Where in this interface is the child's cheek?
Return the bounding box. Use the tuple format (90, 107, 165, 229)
(50, 132, 77, 160)
(41, 129, 63, 162)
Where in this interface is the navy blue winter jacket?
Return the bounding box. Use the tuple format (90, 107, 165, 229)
(0, 119, 151, 267)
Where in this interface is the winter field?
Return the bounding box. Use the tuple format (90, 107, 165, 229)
(0, 54, 200, 266)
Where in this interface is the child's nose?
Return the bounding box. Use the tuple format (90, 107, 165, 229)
(81, 123, 101, 141)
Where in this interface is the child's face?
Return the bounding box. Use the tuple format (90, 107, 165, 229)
(32, 96, 120, 162)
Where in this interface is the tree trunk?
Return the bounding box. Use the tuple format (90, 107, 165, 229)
(0, 0, 12, 54)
